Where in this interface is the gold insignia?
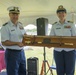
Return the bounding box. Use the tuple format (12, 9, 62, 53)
(58, 5, 63, 9)
(58, 5, 64, 10)
(14, 7, 18, 11)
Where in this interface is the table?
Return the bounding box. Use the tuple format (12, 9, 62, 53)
(0, 50, 6, 72)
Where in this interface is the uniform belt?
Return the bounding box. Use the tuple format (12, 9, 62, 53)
(6, 48, 22, 52)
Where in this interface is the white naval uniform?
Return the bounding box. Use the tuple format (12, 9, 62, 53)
(49, 21, 76, 52)
(1, 20, 26, 50)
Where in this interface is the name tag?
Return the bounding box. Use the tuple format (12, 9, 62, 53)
(11, 29, 15, 31)
(56, 28, 61, 29)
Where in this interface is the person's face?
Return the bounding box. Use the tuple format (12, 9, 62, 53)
(9, 13, 19, 23)
(57, 12, 66, 20)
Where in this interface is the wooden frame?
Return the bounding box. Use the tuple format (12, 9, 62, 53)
(22, 35, 76, 48)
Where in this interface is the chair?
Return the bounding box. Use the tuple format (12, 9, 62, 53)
(0, 70, 7, 75)
(46, 56, 56, 75)
(50, 57, 56, 70)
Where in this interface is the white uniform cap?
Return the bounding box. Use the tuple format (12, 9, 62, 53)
(7, 6, 20, 14)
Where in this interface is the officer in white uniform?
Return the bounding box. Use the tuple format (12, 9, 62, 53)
(1, 6, 26, 75)
(50, 5, 76, 75)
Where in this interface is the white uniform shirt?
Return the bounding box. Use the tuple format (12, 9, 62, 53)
(49, 21, 76, 52)
(1, 21, 26, 50)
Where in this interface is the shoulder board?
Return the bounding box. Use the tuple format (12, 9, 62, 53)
(67, 21, 73, 23)
(19, 22, 22, 24)
(3, 22, 8, 26)
(52, 22, 57, 25)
